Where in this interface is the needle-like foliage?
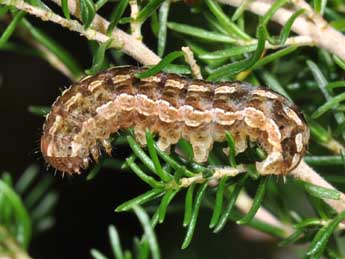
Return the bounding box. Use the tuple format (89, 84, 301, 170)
(0, 165, 58, 258)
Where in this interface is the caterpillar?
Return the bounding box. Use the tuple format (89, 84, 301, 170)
(41, 66, 309, 175)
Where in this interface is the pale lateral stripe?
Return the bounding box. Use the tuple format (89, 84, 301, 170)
(188, 84, 210, 92)
(112, 74, 131, 84)
(283, 105, 303, 126)
(295, 133, 303, 152)
(165, 79, 185, 89)
(64, 92, 83, 111)
(215, 86, 236, 94)
(88, 80, 103, 92)
(252, 89, 278, 99)
(80, 75, 92, 82)
(140, 76, 161, 83)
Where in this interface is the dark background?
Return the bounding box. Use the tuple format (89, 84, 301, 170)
(0, 4, 294, 258)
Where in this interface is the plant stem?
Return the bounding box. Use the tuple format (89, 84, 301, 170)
(218, 0, 345, 60)
(0, 0, 124, 48)
(181, 46, 202, 79)
(178, 165, 247, 188)
(291, 161, 345, 214)
(49, 0, 160, 65)
(129, 0, 142, 41)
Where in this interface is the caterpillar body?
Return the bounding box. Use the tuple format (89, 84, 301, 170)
(41, 66, 309, 175)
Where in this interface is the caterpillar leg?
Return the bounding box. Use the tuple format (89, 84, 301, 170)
(90, 145, 100, 162)
(185, 125, 213, 163)
(256, 152, 284, 175)
(133, 126, 147, 146)
(156, 121, 182, 152)
(101, 139, 112, 155)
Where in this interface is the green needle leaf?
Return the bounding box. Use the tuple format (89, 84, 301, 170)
(85, 39, 112, 75)
(150, 11, 159, 37)
(95, 0, 110, 10)
(199, 44, 257, 61)
(80, 0, 96, 29)
(237, 176, 270, 224)
(22, 19, 83, 78)
(136, 0, 165, 24)
(28, 106, 50, 117)
(135, 51, 183, 78)
(91, 249, 109, 259)
(125, 156, 164, 188)
(181, 183, 208, 249)
(209, 177, 227, 228)
(306, 211, 345, 256)
(231, 0, 252, 22)
(109, 225, 125, 259)
(207, 25, 266, 81)
(333, 55, 345, 71)
(31, 192, 58, 221)
(308, 119, 331, 144)
(326, 81, 345, 90)
(146, 130, 172, 182)
(0, 6, 9, 16)
(0, 11, 26, 48)
(225, 131, 237, 168)
(87, 162, 102, 180)
(155, 147, 194, 177)
(158, 189, 179, 223)
(115, 189, 165, 212)
(313, 0, 327, 14)
(293, 218, 323, 229)
(253, 46, 298, 69)
(127, 135, 156, 173)
(261, 0, 289, 26)
(15, 165, 40, 194)
(177, 139, 194, 161)
(214, 174, 249, 233)
(157, 0, 170, 57)
(300, 181, 341, 200)
(311, 92, 345, 119)
(278, 9, 305, 44)
(260, 71, 291, 100)
(167, 22, 235, 43)
(304, 156, 345, 166)
(183, 184, 195, 227)
(0, 180, 32, 248)
(24, 177, 53, 209)
(61, 0, 70, 19)
(133, 205, 161, 259)
(278, 229, 304, 247)
(204, 0, 251, 40)
(107, 0, 129, 35)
